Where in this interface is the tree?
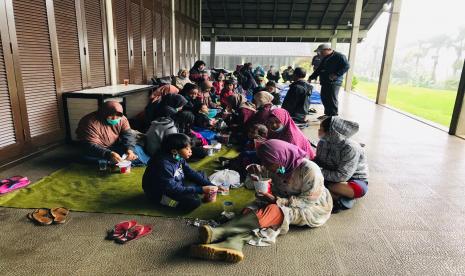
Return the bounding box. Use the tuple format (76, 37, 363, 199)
(426, 34, 450, 83)
(451, 26, 465, 77)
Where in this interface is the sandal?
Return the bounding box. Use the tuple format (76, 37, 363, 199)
(106, 220, 138, 240)
(0, 176, 31, 194)
(115, 224, 152, 244)
(28, 209, 53, 225)
(50, 207, 69, 224)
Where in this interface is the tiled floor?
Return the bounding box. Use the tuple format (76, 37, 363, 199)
(1, 92, 465, 275)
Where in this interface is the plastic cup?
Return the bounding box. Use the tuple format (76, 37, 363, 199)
(223, 201, 234, 213)
(220, 182, 230, 195)
(254, 178, 272, 193)
(117, 160, 131, 174)
(218, 133, 230, 144)
(123, 79, 129, 86)
(203, 186, 218, 202)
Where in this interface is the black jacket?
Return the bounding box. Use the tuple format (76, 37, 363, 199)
(309, 51, 349, 86)
(282, 80, 312, 122)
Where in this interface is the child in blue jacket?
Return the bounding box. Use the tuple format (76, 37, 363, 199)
(142, 133, 214, 211)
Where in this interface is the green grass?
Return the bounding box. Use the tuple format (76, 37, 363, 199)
(354, 81, 457, 127)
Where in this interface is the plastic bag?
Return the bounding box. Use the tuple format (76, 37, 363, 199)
(209, 169, 241, 188)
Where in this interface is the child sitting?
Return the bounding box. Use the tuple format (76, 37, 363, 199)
(199, 80, 217, 108)
(194, 103, 216, 129)
(314, 116, 369, 212)
(142, 133, 215, 211)
(220, 79, 235, 108)
(245, 123, 268, 150)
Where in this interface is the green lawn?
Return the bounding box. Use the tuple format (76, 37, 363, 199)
(354, 81, 457, 127)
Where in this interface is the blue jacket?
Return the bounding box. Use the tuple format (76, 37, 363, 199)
(309, 51, 349, 86)
(142, 154, 212, 199)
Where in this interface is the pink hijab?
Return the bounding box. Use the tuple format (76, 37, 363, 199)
(150, 85, 179, 103)
(257, 139, 307, 173)
(268, 108, 315, 159)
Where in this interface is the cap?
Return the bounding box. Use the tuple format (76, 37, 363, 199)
(314, 43, 332, 52)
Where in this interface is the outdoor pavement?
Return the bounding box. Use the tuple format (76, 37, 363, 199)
(1, 92, 465, 275)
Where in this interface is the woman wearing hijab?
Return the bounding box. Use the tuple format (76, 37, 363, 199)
(189, 60, 209, 85)
(145, 94, 188, 123)
(76, 101, 148, 165)
(190, 139, 332, 263)
(199, 80, 217, 108)
(266, 108, 315, 159)
(179, 83, 202, 113)
(149, 84, 179, 104)
(174, 69, 192, 90)
(226, 94, 256, 128)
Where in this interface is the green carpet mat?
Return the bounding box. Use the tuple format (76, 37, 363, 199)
(0, 147, 255, 219)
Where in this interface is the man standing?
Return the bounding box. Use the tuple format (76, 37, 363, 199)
(309, 43, 349, 118)
(282, 67, 312, 123)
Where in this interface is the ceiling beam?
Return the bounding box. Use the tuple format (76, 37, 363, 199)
(256, 0, 260, 28)
(272, 0, 277, 28)
(335, 0, 353, 29)
(205, 0, 214, 27)
(222, 0, 230, 28)
(240, 0, 245, 28)
(201, 27, 368, 39)
(319, 0, 333, 29)
(288, 0, 295, 28)
(302, 0, 313, 29)
(362, 0, 370, 11)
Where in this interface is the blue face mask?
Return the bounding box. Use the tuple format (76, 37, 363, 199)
(272, 125, 284, 133)
(106, 118, 121, 126)
(174, 154, 183, 161)
(276, 166, 286, 174)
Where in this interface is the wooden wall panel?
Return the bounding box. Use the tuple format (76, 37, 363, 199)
(130, 0, 143, 84)
(13, 0, 61, 138)
(84, 0, 107, 87)
(0, 33, 16, 148)
(114, 0, 129, 83)
(154, 10, 163, 77)
(53, 0, 83, 92)
(144, 6, 154, 82)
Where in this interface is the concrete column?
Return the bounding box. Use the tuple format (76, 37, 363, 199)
(171, 0, 176, 73)
(449, 60, 465, 136)
(210, 31, 216, 68)
(376, 0, 402, 104)
(331, 35, 337, 50)
(105, 0, 117, 85)
(344, 0, 363, 92)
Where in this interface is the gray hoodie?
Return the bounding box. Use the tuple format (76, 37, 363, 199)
(315, 117, 368, 182)
(145, 117, 177, 156)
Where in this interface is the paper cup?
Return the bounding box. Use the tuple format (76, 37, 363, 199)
(254, 178, 272, 193)
(203, 186, 218, 202)
(117, 160, 131, 174)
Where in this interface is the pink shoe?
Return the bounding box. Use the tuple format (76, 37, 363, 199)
(115, 224, 153, 244)
(0, 176, 31, 194)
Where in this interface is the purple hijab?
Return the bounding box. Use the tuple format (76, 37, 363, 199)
(257, 139, 307, 173)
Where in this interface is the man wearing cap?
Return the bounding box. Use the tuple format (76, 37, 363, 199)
(309, 43, 349, 118)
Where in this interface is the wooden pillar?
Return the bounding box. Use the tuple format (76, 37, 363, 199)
(376, 0, 402, 104)
(344, 0, 363, 92)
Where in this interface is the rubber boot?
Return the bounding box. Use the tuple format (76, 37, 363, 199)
(199, 212, 259, 244)
(190, 233, 253, 263)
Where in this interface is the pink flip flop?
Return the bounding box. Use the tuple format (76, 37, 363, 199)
(106, 220, 138, 240)
(115, 224, 152, 244)
(0, 176, 31, 195)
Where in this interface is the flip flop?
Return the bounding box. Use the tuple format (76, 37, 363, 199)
(115, 224, 152, 244)
(0, 176, 31, 194)
(50, 207, 69, 224)
(106, 220, 138, 240)
(28, 209, 53, 226)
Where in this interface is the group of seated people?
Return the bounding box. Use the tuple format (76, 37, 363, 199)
(76, 60, 368, 263)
